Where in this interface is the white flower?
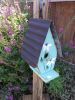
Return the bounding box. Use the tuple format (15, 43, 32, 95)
(46, 58, 56, 69)
(43, 43, 52, 52)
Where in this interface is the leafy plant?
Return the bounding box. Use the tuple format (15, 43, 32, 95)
(46, 63, 64, 97)
(47, 77, 63, 95)
(0, 2, 32, 100)
(62, 44, 75, 54)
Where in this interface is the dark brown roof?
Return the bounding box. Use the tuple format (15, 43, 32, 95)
(21, 18, 51, 67)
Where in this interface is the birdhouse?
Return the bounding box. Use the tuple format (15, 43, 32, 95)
(21, 18, 59, 83)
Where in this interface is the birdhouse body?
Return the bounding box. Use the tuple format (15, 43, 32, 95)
(21, 18, 59, 83)
(30, 28, 59, 83)
(38, 28, 57, 72)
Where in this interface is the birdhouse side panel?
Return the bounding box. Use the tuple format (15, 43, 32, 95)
(38, 28, 57, 74)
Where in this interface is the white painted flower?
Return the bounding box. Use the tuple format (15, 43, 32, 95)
(46, 57, 56, 69)
(43, 43, 52, 52)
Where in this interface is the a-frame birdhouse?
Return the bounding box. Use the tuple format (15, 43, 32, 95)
(21, 18, 59, 83)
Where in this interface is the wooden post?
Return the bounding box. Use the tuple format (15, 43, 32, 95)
(33, 73, 43, 100)
(33, 0, 43, 100)
(33, 0, 39, 18)
(42, 0, 48, 19)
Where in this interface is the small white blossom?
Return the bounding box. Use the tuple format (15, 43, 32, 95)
(46, 57, 56, 68)
(43, 43, 52, 52)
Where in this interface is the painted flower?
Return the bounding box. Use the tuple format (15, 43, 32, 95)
(4, 46, 12, 53)
(46, 57, 56, 69)
(43, 43, 52, 52)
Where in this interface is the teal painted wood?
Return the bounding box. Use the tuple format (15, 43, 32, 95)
(30, 28, 59, 83)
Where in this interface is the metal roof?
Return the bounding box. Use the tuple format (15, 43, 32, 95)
(21, 18, 51, 67)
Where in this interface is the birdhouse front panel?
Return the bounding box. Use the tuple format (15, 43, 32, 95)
(38, 28, 57, 72)
(21, 18, 59, 83)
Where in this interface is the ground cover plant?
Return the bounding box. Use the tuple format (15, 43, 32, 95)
(46, 59, 75, 100)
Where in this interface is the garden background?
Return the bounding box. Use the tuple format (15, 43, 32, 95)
(0, 0, 75, 100)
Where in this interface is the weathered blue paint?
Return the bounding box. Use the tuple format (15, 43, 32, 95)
(30, 28, 59, 83)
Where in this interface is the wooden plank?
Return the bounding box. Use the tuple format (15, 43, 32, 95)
(33, 73, 43, 100)
(42, 0, 49, 19)
(23, 95, 32, 100)
(23, 94, 49, 100)
(33, 0, 39, 18)
(49, 1, 75, 44)
(48, 1, 75, 63)
(49, 1, 61, 59)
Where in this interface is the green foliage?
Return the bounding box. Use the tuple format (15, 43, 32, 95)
(0, 3, 32, 99)
(62, 44, 75, 54)
(46, 59, 75, 100)
(47, 77, 63, 95)
(46, 63, 64, 96)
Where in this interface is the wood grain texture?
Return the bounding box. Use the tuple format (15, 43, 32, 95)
(23, 94, 49, 100)
(33, 73, 43, 100)
(49, 1, 75, 44)
(49, 1, 75, 63)
(33, 0, 39, 18)
(42, 0, 49, 19)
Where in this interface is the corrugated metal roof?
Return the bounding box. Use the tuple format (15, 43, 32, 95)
(21, 18, 51, 67)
